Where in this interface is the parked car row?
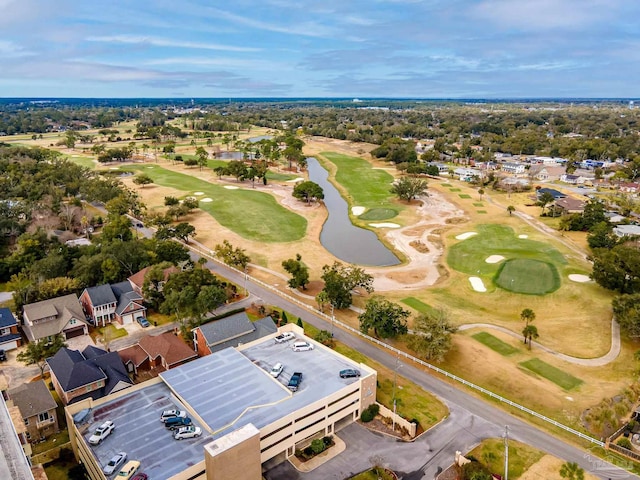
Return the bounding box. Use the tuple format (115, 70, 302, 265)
(160, 408, 202, 440)
(103, 453, 143, 479)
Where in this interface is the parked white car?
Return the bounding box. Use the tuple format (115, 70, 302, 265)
(174, 426, 202, 440)
(270, 362, 284, 378)
(291, 341, 314, 352)
(160, 409, 187, 422)
(103, 452, 127, 475)
(89, 420, 115, 445)
(274, 332, 295, 343)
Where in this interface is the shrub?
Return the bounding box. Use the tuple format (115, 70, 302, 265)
(322, 435, 333, 446)
(461, 461, 492, 480)
(360, 403, 379, 423)
(311, 438, 326, 454)
(617, 437, 633, 449)
(303, 446, 313, 457)
(49, 381, 54, 390)
(368, 403, 380, 417)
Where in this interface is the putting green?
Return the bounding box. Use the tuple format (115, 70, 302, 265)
(123, 165, 307, 242)
(447, 224, 566, 294)
(359, 208, 398, 220)
(494, 259, 560, 295)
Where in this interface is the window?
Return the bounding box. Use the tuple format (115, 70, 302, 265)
(69, 319, 77, 325)
(38, 412, 50, 423)
(0, 327, 10, 336)
(23, 418, 29, 426)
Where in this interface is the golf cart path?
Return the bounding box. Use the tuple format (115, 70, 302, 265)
(458, 318, 620, 367)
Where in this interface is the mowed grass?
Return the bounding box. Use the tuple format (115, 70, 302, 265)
(472, 332, 519, 356)
(495, 258, 560, 295)
(520, 358, 583, 390)
(447, 224, 566, 278)
(468, 438, 545, 480)
(320, 151, 399, 219)
(401, 297, 439, 316)
(359, 208, 399, 220)
(65, 155, 96, 169)
(458, 194, 472, 199)
(124, 165, 307, 242)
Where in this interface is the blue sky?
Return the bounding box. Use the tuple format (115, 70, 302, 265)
(0, 0, 638, 98)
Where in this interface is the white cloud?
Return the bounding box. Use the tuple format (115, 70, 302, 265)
(0, 39, 34, 58)
(86, 34, 260, 52)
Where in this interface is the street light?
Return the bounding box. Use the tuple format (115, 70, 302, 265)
(244, 265, 248, 296)
(330, 304, 335, 337)
(392, 354, 402, 432)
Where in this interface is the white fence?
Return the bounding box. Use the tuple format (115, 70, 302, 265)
(191, 244, 605, 448)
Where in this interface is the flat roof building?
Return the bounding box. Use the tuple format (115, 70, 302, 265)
(65, 324, 376, 480)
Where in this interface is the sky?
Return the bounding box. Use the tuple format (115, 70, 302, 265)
(0, 0, 638, 98)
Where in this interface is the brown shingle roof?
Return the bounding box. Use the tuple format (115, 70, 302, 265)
(117, 344, 149, 367)
(8, 380, 57, 417)
(128, 265, 179, 290)
(138, 332, 197, 367)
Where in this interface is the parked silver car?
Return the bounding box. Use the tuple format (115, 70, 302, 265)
(103, 452, 127, 475)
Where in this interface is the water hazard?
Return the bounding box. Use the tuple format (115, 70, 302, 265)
(307, 157, 400, 267)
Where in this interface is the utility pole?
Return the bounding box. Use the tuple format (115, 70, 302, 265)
(504, 425, 509, 480)
(330, 304, 335, 337)
(392, 354, 401, 432)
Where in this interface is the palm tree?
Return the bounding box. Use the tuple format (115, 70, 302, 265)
(478, 188, 485, 200)
(537, 191, 555, 216)
(507, 205, 515, 216)
(559, 461, 585, 480)
(520, 308, 536, 326)
(522, 324, 539, 349)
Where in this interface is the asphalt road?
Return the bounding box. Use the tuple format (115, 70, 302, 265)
(193, 250, 637, 480)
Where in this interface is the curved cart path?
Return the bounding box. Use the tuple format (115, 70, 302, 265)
(458, 318, 620, 367)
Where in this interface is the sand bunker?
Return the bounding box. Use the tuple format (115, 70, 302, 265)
(287, 178, 305, 183)
(456, 232, 477, 240)
(352, 206, 365, 216)
(469, 277, 487, 292)
(485, 255, 505, 264)
(369, 223, 400, 228)
(224, 185, 239, 190)
(568, 274, 590, 283)
(518, 234, 529, 239)
(200, 198, 213, 203)
(193, 191, 204, 196)
(109, 167, 119, 170)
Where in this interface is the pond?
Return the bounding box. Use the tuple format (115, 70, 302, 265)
(216, 151, 248, 160)
(247, 135, 274, 143)
(307, 157, 400, 267)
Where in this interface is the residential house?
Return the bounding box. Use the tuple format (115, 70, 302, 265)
(619, 182, 640, 194)
(560, 174, 580, 184)
(79, 281, 146, 327)
(7, 380, 58, 441)
(22, 294, 89, 343)
(536, 188, 566, 200)
(529, 165, 565, 182)
(0, 308, 21, 351)
(453, 168, 481, 182)
(127, 265, 179, 296)
(500, 162, 526, 175)
(613, 225, 640, 238)
(0, 373, 34, 475)
(118, 331, 197, 376)
(47, 345, 133, 405)
(192, 312, 277, 357)
(554, 197, 586, 214)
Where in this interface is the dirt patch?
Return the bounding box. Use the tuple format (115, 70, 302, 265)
(409, 240, 429, 253)
(446, 216, 468, 225)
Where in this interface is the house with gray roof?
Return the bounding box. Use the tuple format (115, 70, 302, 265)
(192, 312, 277, 356)
(22, 294, 89, 342)
(7, 380, 58, 441)
(0, 307, 21, 351)
(79, 281, 146, 327)
(47, 346, 133, 405)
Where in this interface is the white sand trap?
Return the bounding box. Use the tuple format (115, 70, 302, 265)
(200, 198, 213, 203)
(485, 255, 505, 264)
(569, 274, 590, 283)
(565, 396, 574, 402)
(352, 206, 365, 216)
(224, 185, 239, 190)
(109, 167, 119, 170)
(369, 223, 400, 228)
(193, 191, 204, 196)
(518, 234, 528, 239)
(469, 277, 487, 292)
(456, 232, 477, 240)
(146, 166, 154, 169)
(287, 178, 305, 183)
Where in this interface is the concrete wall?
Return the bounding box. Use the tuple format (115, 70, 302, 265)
(204, 424, 261, 480)
(376, 402, 417, 438)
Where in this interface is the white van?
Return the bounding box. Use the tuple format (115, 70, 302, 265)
(291, 341, 314, 352)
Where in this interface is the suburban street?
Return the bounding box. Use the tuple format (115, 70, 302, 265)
(193, 249, 637, 480)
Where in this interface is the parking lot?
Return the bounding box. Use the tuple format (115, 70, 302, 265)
(80, 382, 208, 479)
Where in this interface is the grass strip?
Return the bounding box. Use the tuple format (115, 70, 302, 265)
(520, 358, 583, 390)
(472, 332, 519, 356)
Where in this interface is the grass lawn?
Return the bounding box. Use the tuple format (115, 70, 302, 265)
(348, 467, 396, 480)
(449, 188, 461, 192)
(96, 324, 128, 341)
(319, 152, 400, 219)
(459, 194, 472, 199)
(123, 164, 307, 242)
(65, 155, 96, 169)
(266, 170, 299, 182)
(473, 202, 484, 207)
(472, 332, 519, 356)
(468, 438, 545, 479)
(147, 311, 174, 326)
(303, 323, 448, 430)
(359, 208, 399, 220)
(401, 297, 439, 316)
(519, 358, 583, 390)
(495, 258, 560, 295)
(447, 224, 566, 280)
(477, 210, 488, 214)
